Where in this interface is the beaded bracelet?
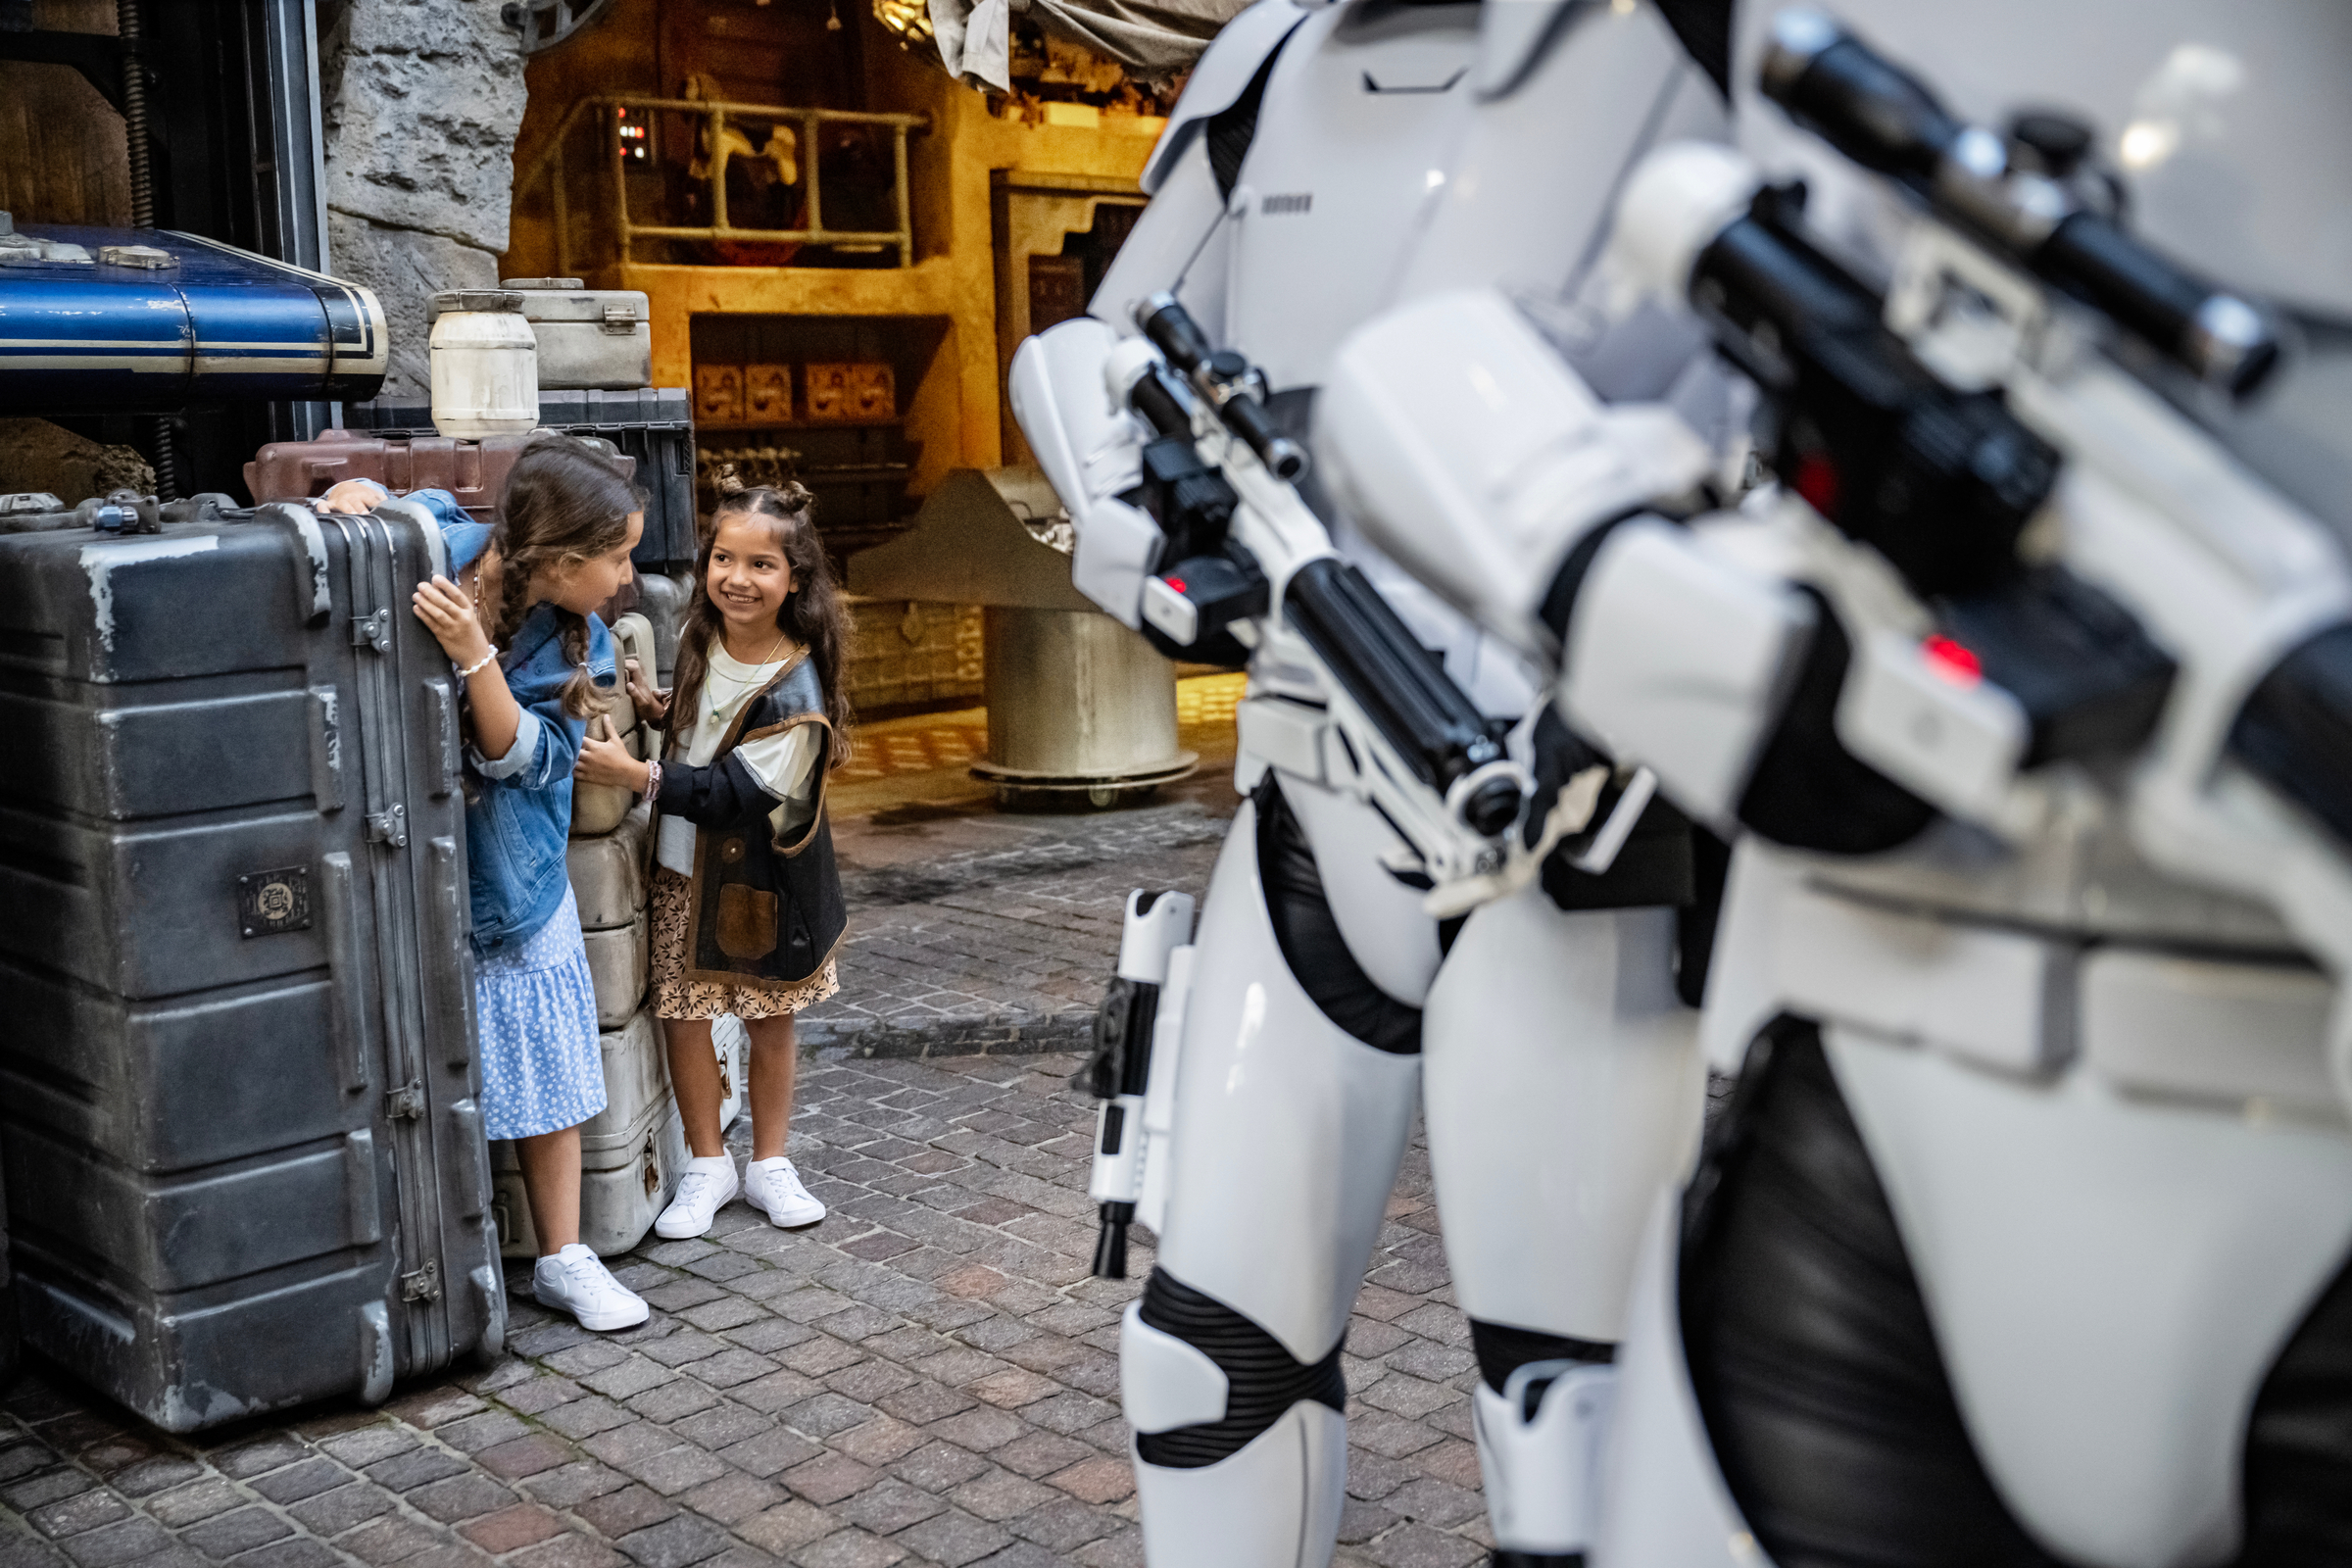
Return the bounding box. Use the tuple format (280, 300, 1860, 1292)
(641, 760, 663, 802)
(455, 648, 499, 679)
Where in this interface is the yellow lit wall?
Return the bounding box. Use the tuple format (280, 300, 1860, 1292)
(502, 0, 1155, 501)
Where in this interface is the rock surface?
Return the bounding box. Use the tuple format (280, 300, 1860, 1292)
(0, 417, 154, 505)
(320, 0, 528, 398)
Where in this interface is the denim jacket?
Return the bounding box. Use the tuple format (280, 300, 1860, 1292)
(396, 490, 617, 956)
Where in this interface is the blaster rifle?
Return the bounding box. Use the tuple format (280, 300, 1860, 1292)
(1112, 293, 1534, 888)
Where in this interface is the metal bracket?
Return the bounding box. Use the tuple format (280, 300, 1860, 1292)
(600, 302, 639, 334)
(366, 804, 408, 849)
(399, 1261, 442, 1303)
(351, 609, 390, 653)
(384, 1082, 424, 1120)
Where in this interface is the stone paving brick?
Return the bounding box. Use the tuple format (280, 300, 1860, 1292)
(460, 1503, 567, 1554)
(736, 1501, 841, 1556)
(614, 1513, 732, 1568)
(777, 1452, 877, 1507)
(405, 1471, 518, 1523)
(142, 1480, 244, 1530)
(791, 1529, 907, 1568)
(574, 1485, 677, 1539)
(285, 1480, 397, 1537)
(513, 1534, 630, 1568)
(675, 1471, 785, 1527)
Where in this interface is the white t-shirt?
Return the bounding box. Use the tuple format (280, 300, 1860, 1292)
(654, 643, 822, 876)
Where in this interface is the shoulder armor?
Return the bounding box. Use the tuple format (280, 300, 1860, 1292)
(1141, 0, 1313, 195)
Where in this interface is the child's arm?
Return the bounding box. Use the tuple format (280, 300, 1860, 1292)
(413, 574, 528, 762)
(573, 739, 780, 825)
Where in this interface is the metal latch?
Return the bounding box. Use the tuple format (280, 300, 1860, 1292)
(601, 302, 639, 334)
(384, 1082, 424, 1119)
(400, 1262, 442, 1303)
(351, 610, 389, 652)
(366, 805, 408, 848)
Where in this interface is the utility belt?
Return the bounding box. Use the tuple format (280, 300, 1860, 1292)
(1718, 851, 2339, 1118)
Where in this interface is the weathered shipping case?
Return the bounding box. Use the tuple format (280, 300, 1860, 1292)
(0, 501, 502, 1431)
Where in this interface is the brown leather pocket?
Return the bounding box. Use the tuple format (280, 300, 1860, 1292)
(716, 884, 778, 959)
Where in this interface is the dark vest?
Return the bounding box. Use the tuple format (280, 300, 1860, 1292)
(680, 655, 847, 988)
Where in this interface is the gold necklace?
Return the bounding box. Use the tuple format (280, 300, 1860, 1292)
(709, 628, 789, 694)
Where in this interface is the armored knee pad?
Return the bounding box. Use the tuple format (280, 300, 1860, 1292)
(1470, 1319, 1618, 1565)
(1123, 1269, 1349, 1568)
(1124, 1268, 1346, 1465)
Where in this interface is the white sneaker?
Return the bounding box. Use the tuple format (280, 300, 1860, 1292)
(532, 1244, 649, 1332)
(655, 1155, 740, 1240)
(744, 1157, 825, 1228)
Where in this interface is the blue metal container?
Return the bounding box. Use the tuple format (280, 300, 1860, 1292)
(0, 225, 388, 413)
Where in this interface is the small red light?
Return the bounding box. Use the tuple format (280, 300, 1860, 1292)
(1792, 452, 1840, 518)
(1163, 576, 1187, 594)
(1923, 634, 1982, 685)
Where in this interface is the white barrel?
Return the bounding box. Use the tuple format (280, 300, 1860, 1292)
(428, 289, 539, 438)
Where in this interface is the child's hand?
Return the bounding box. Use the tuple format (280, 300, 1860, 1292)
(576, 715, 652, 792)
(315, 478, 386, 514)
(413, 574, 494, 669)
(625, 659, 669, 723)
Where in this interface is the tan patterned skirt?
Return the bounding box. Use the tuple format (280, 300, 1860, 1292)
(649, 868, 840, 1020)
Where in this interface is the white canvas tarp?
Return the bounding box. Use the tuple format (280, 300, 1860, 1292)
(929, 0, 1251, 89)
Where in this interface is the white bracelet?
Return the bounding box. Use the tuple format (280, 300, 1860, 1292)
(455, 648, 499, 679)
(641, 759, 662, 802)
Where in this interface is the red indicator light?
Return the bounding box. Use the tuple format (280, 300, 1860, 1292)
(1923, 634, 1982, 685)
(1792, 452, 1840, 518)
(1163, 576, 1187, 594)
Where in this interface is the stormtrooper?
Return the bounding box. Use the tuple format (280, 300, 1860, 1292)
(1316, 4, 2352, 1563)
(1008, 2, 1734, 1563)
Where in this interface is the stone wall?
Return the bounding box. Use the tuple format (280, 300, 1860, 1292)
(319, 0, 529, 400)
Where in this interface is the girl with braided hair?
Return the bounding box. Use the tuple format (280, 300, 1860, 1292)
(575, 482, 853, 1240)
(322, 436, 652, 1331)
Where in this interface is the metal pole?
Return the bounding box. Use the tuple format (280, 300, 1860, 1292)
(117, 0, 178, 499)
(608, 100, 630, 265)
(553, 137, 571, 278)
(708, 106, 729, 234)
(892, 124, 911, 268)
(801, 114, 822, 240)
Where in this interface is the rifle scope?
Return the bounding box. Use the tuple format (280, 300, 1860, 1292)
(1759, 9, 2278, 397)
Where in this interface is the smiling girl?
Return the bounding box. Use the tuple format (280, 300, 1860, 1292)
(576, 483, 852, 1240)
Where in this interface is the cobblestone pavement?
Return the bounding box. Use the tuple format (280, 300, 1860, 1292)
(1, 1053, 1498, 1568)
(796, 676, 1247, 1058)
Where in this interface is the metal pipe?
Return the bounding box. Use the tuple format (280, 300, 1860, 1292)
(800, 113, 822, 238)
(117, 0, 175, 500)
(608, 99, 629, 265)
(708, 105, 729, 235)
(619, 224, 911, 244)
(552, 137, 570, 278)
(892, 125, 911, 268)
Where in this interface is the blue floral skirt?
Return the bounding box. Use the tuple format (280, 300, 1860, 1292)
(475, 886, 609, 1140)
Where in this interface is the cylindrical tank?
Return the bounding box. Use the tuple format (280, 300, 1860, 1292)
(973, 608, 1196, 806)
(429, 289, 539, 438)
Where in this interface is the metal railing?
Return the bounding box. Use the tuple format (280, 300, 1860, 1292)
(523, 96, 931, 271)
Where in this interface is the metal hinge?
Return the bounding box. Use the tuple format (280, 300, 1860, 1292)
(600, 302, 639, 334)
(399, 1261, 442, 1303)
(366, 804, 408, 848)
(384, 1082, 424, 1119)
(351, 609, 389, 653)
